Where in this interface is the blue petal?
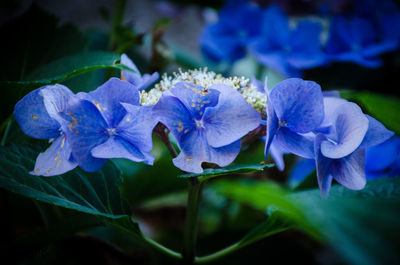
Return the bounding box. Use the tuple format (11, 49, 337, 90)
(289, 158, 316, 185)
(320, 102, 369, 159)
(359, 115, 394, 149)
(264, 93, 279, 158)
(31, 134, 77, 176)
(318, 96, 348, 132)
(269, 78, 324, 133)
(332, 148, 366, 191)
(91, 136, 154, 165)
(366, 137, 399, 172)
(41, 84, 74, 124)
(117, 103, 157, 164)
(250, 77, 264, 93)
(137, 72, 159, 91)
(170, 82, 220, 120)
(200, 23, 245, 62)
(260, 5, 289, 45)
(65, 99, 108, 172)
(203, 83, 261, 148)
(315, 134, 334, 197)
(83, 77, 140, 127)
(173, 130, 241, 173)
(290, 21, 323, 54)
(270, 140, 286, 171)
(275, 127, 315, 159)
(153, 94, 196, 149)
(14, 87, 60, 139)
(121, 53, 141, 84)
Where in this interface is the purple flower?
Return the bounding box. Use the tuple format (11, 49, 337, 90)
(14, 85, 77, 176)
(121, 54, 159, 91)
(200, 0, 263, 62)
(325, 15, 397, 68)
(153, 82, 261, 173)
(265, 78, 324, 160)
(250, 5, 325, 77)
(314, 99, 394, 196)
(64, 78, 157, 172)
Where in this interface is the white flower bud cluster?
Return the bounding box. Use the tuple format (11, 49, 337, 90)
(140, 68, 266, 114)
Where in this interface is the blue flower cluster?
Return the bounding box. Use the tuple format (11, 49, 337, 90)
(264, 78, 394, 196)
(200, 0, 400, 76)
(14, 56, 394, 196)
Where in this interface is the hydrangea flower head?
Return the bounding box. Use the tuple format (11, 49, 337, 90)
(153, 79, 261, 173)
(14, 85, 77, 176)
(250, 5, 326, 77)
(63, 78, 157, 172)
(200, 0, 262, 62)
(121, 54, 159, 91)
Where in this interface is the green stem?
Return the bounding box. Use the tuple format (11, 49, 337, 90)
(109, 0, 127, 50)
(183, 177, 203, 264)
(143, 235, 182, 260)
(195, 241, 242, 264)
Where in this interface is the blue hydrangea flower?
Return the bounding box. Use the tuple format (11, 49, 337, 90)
(63, 77, 157, 172)
(325, 15, 397, 68)
(121, 54, 159, 91)
(250, 5, 325, 77)
(200, 0, 262, 62)
(265, 78, 324, 160)
(314, 100, 394, 196)
(14, 85, 77, 176)
(153, 81, 261, 173)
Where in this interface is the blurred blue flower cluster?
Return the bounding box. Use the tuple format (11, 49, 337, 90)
(200, 0, 400, 76)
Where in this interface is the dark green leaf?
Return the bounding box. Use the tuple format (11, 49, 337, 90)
(0, 144, 143, 240)
(180, 164, 274, 183)
(341, 91, 400, 134)
(215, 178, 400, 265)
(1, 51, 134, 92)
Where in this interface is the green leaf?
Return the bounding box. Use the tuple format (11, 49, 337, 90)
(0, 144, 142, 240)
(1, 51, 134, 92)
(215, 178, 400, 265)
(179, 164, 274, 183)
(292, 178, 400, 265)
(341, 91, 400, 134)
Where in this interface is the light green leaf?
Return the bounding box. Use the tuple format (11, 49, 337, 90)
(179, 164, 274, 183)
(341, 91, 400, 134)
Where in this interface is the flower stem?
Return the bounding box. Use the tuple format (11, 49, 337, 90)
(109, 0, 127, 51)
(183, 177, 203, 264)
